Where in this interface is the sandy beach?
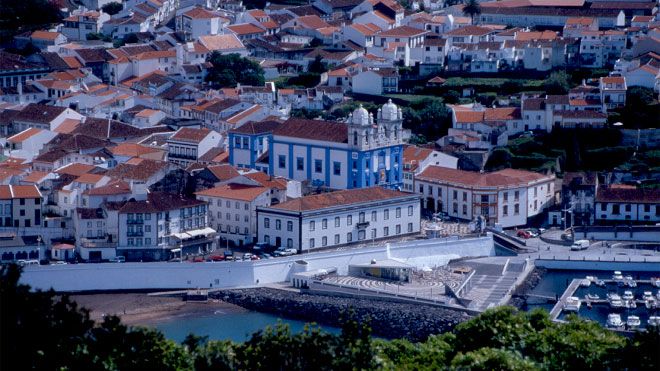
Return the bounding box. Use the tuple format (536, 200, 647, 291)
(68, 293, 248, 326)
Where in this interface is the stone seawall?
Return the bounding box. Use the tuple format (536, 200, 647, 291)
(216, 288, 472, 342)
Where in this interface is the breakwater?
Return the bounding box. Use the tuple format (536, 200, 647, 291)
(215, 288, 472, 342)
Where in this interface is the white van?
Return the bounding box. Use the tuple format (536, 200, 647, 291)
(17, 259, 40, 267)
(570, 239, 590, 251)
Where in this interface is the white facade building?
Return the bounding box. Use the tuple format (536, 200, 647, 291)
(195, 184, 270, 246)
(256, 187, 421, 252)
(415, 166, 555, 228)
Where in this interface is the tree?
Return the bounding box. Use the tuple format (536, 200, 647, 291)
(543, 71, 571, 94)
(462, 0, 482, 25)
(308, 55, 328, 74)
(101, 1, 124, 15)
(0, 0, 62, 43)
(206, 52, 265, 88)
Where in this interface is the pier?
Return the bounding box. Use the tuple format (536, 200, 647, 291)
(549, 279, 658, 321)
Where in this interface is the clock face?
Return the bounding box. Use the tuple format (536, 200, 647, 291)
(379, 133, 386, 141)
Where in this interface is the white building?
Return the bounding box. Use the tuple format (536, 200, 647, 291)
(61, 10, 110, 41)
(176, 6, 228, 41)
(195, 184, 270, 246)
(117, 192, 214, 261)
(167, 127, 223, 167)
(402, 145, 458, 193)
(256, 187, 421, 251)
(595, 186, 660, 224)
(415, 166, 555, 228)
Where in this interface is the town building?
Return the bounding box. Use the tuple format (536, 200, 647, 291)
(256, 187, 420, 251)
(167, 127, 223, 167)
(195, 183, 270, 246)
(0, 185, 43, 228)
(415, 167, 555, 228)
(266, 101, 404, 190)
(595, 186, 660, 224)
(117, 192, 214, 261)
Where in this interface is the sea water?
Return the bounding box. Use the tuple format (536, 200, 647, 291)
(154, 311, 341, 343)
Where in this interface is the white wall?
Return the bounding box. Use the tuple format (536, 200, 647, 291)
(19, 235, 495, 291)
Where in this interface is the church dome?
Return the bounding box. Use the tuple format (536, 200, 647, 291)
(381, 99, 399, 121)
(351, 104, 370, 126)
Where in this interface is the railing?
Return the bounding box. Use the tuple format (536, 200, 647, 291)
(127, 219, 144, 224)
(126, 231, 144, 237)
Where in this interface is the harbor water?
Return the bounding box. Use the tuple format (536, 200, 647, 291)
(154, 310, 341, 343)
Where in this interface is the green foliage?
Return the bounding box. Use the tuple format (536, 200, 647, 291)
(451, 348, 538, 371)
(308, 55, 328, 74)
(402, 98, 452, 141)
(86, 32, 113, 42)
(0, 0, 62, 43)
(463, 0, 482, 23)
(206, 52, 265, 88)
(291, 108, 323, 120)
(543, 71, 571, 94)
(3, 265, 660, 370)
(101, 1, 123, 15)
(610, 86, 660, 129)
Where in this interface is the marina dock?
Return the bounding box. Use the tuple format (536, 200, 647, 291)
(549, 279, 658, 321)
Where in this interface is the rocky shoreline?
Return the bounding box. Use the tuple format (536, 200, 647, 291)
(215, 288, 472, 342)
(509, 267, 548, 309)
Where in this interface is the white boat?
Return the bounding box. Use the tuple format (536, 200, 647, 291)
(645, 298, 657, 310)
(595, 279, 606, 287)
(625, 277, 637, 288)
(608, 293, 624, 308)
(651, 277, 660, 288)
(612, 271, 624, 281)
(580, 279, 591, 287)
(656, 290, 660, 300)
(564, 296, 581, 312)
(649, 316, 660, 327)
(586, 275, 597, 282)
(587, 294, 600, 300)
(627, 315, 641, 329)
(643, 291, 653, 301)
(607, 313, 623, 327)
(624, 300, 637, 309)
(622, 291, 634, 301)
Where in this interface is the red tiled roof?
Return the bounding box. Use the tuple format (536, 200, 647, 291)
(85, 180, 131, 196)
(0, 185, 42, 199)
(269, 187, 414, 212)
(195, 183, 268, 201)
(596, 186, 660, 204)
(245, 171, 287, 190)
(273, 118, 348, 143)
(169, 127, 212, 143)
(377, 25, 427, 38)
(207, 164, 240, 181)
(417, 166, 551, 188)
(55, 163, 96, 176)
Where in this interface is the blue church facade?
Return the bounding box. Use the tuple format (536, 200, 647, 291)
(229, 100, 405, 190)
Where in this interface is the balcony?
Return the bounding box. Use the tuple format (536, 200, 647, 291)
(127, 219, 144, 224)
(127, 231, 144, 237)
(168, 152, 197, 160)
(356, 221, 370, 229)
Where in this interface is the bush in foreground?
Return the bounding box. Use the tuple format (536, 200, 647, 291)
(1, 264, 658, 370)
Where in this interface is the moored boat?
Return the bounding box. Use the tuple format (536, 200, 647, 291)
(563, 296, 581, 312)
(607, 313, 623, 328)
(612, 271, 624, 281)
(649, 316, 660, 327)
(626, 315, 641, 329)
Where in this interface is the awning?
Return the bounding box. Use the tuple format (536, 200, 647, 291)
(171, 227, 217, 240)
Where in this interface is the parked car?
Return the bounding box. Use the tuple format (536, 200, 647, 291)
(527, 230, 539, 238)
(250, 254, 261, 260)
(259, 253, 273, 259)
(111, 256, 125, 263)
(243, 253, 253, 260)
(209, 255, 224, 262)
(168, 258, 182, 263)
(50, 261, 68, 265)
(517, 230, 531, 239)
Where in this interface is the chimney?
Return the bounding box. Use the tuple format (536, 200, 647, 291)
(17, 81, 23, 104)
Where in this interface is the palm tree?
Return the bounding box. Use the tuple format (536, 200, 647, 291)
(462, 0, 482, 25)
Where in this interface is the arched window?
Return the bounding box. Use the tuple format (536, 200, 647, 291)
(353, 131, 358, 145)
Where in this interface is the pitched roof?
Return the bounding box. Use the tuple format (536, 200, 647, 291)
(84, 180, 131, 196)
(169, 127, 212, 143)
(119, 192, 205, 213)
(207, 164, 240, 181)
(109, 143, 163, 157)
(195, 183, 268, 201)
(13, 104, 67, 124)
(269, 187, 413, 212)
(183, 6, 221, 19)
(227, 23, 265, 35)
(245, 171, 287, 190)
(417, 166, 551, 188)
(7, 128, 44, 143)
(55, 163, 96, 176)
(0, 185, 42, 199)
(596, 186, 660, 204)
(104, 159, 168, 181)
(229, 120, 281, 135)
(273, 118, 348, 143)
(377, 25, 427, 37)
(198, 34, 245, 51)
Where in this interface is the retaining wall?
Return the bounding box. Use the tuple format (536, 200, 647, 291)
(20, 235, 495, 292)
